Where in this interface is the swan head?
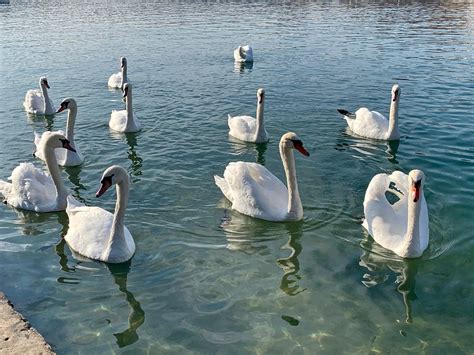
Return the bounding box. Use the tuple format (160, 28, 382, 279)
(39, 77, 50, 89)
(56, 98, 77, 113)
(257, 88, 265, 104)
(96, 165, 129, 198)
(120, 57, 127, 69)
(408, 169, 425, 203)
(392, 84, 401, 102)
(280, 132, 310, 156)
(45, 132, 76, 152)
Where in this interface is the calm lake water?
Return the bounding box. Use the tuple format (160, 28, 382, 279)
(1, 0, 473, 353)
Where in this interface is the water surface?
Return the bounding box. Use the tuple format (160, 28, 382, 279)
(0, 0, 473, 353)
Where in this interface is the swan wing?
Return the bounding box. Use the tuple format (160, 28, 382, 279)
(363, 172, 407, 251)
(23, 89, 44, 114)
(109, 110, 127, 132)
(217, 162, 288, 221)
(228, 115, 257, 142)
(108, 72, 122, 88)
(348, 108, 389, 140)
(6, 163, 56, 211)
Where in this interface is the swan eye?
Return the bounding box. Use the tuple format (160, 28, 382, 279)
(101, 174, 114, 185)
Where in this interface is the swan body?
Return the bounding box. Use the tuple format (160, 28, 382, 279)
(215, 132, 309, 222)
(23, 77, 56, 115)
(363, 170, 429, 258)
(0, 133, 76, 212)
(34, 98, 84, 166)
(234, 45, 253, 63)
(65, 165, 135, 263)
(228, 88, 269, 143)
(110, 83, 141, 133)
(108, 57, 128, 89)
(338, 85, 401, 140)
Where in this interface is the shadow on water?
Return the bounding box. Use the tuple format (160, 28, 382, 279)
(228, 137, 268, 165)
(124, 133, 143, 177)
(54, 237, 145, 348)
(233, 61, 253, 74)
(359, 233, 420, 323)
(335, 129, 400, 164)
(107, 261, 146, 348)
(277, 221, 306, 297)
(26, 112, 55, 131)
(64, 165, 87, 203)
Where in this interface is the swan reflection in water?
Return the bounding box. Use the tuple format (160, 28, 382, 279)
(26, 112, 55, 131)
(110, 131, 143, 178)
(228, 135, 268, 165)
(335, 129, 400, 164)
(55, 238, 145, 347)
(359, 233, 419, 323)
(220, 211, 305, 296)
(64, 165, 87, 204)
(276, 221, 306, 296)
(234, 61, 253, 73)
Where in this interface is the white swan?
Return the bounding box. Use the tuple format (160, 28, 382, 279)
(234, 45, 253, 63)
(228, 88, 269, 143)
(215, 132, 309, 222)
(0, 133, 76, 212)
(34, 98, 84, 166)
(65, 165, 135, 263)
(108, 57, 128, 89)
(23, 77, 56, 115)
(363, 169, 429, 258)
(337, 85, 401, 140)
(109, 83, 141, 133)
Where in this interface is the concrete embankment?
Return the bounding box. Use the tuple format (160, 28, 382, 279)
(0, 292, 54, 354)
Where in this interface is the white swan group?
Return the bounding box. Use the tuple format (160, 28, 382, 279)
(65, 166, 135, 263)
(215, 132, 309, 222)
(337, 85, 401, 140)
(0, 132, 76, 212)
(363, 169, 429, 258)
(23, 77, 56, 116)
(109, 83, 141, 133)
(228, 88, 269, 143)
(234, 45, 253, 63)
(108, 57, 128, 89)
(34, 98, 84, 166)
(5, 55, 432, 265)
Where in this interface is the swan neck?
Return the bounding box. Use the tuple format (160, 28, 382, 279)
(121, 66, 128, 86)
(404, 193, 422, 254)
(66, 106, 77, 142)
(44, 146, 67, 208)
(125, 92, 135, 130)
(280, 145, 303, 220)
(109, 178, 130, 245)
(388, 99, 400, 139)
(254, 100, 265, 141)
(41, 85, 54, 114)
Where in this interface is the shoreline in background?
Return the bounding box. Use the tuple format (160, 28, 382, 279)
(0, 292, 54, 354)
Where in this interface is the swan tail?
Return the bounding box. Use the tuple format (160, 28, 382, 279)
(337, 109, 356, 119)
(214, 175, 232, 202)
(0, 180, 12, 202)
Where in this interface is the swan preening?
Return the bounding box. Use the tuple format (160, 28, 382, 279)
(34, 98, 84, 167)
(228, 88, 269, 143)
(338, 84, 401, 141)
(234, 45, 253, 63)
(109, 83, 141, 133)
(108, 57, 128, 89)
(363, 169, 429, 258)
(215, 132, 309, 222)
(65, 165, 136, 263)
(0, 133, 76, 212)
(23, 77, 56, 115)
